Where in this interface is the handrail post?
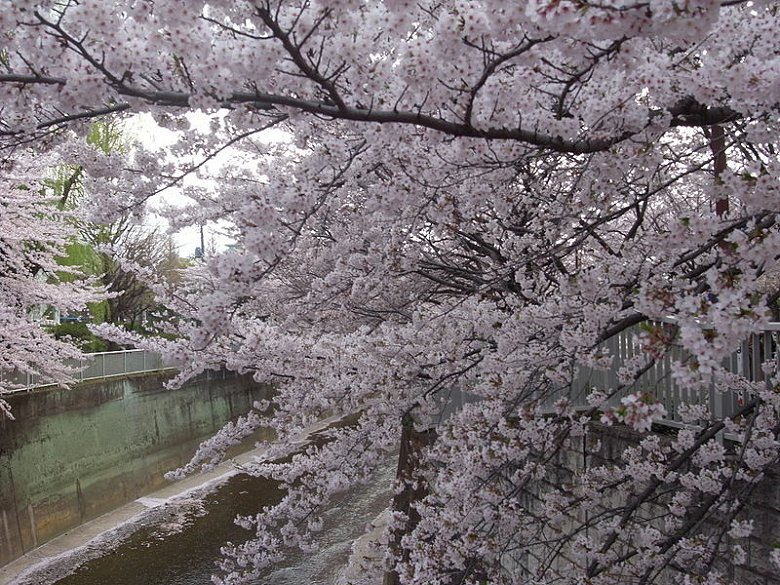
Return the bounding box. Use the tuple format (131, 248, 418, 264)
(711, 375, 725, 444)
(768, 331, 779, 394)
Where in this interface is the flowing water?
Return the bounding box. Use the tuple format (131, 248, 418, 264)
(49, 462, 394, 585)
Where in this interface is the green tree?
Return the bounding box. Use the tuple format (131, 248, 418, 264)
(48, 121, 187, 340)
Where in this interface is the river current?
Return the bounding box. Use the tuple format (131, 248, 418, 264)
(50, 461, 394, 585)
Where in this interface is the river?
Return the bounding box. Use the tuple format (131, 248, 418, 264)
(43, 460, 394, 585)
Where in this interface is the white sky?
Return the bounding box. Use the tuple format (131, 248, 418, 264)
(122, 111, 288, 258)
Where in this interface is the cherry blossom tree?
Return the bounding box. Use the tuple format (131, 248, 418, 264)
(0, 150, 99, 418)
(2, 1, 780, 584)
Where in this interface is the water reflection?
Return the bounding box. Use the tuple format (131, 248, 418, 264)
(53, 462, 394, 585)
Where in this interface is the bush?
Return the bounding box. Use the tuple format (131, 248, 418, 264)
(49, 322, 109, 353)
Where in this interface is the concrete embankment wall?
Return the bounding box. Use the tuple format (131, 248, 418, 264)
(0, 371, 271, 567)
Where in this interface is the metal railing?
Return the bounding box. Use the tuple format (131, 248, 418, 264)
(571, 320, 780, 424)
(6, 321, 779, 422)
(2, 349, 176, 392)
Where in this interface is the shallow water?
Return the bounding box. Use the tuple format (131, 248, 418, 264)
(52, 462, 394, 585)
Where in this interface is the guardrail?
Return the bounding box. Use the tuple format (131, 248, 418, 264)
(571, 320, 780, 424)
(2, 349, 176, 392)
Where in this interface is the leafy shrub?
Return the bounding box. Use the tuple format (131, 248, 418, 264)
(49, 322, 109, 353)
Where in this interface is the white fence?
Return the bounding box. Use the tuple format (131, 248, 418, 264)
(572, 320, 780, 424)
(2, 349, 176, 391)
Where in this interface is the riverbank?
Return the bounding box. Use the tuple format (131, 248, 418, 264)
(0, 415, 393, 585)
(0, 370, 272, 567)
(0, 437, 262, 585)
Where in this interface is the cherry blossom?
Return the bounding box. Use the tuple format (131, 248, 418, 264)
(0, 2, 779, 584)
(0, 149, 99, 410)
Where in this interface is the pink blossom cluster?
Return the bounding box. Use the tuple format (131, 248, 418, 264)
(600, 392, 668, 433)
(0, 2, 779, 584)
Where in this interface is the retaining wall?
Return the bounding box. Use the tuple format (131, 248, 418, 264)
(0, 371, 271, 567)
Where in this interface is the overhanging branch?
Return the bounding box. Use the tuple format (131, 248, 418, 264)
(669, 96, 742, 127)
(0, 73, 751, 155)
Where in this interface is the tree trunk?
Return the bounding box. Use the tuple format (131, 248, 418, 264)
(384, 413, 436, 585)
(709, 124, 728, 217)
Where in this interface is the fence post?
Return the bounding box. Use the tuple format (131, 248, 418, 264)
(712, 375, 725, 444)
(767, 331, 779, 393)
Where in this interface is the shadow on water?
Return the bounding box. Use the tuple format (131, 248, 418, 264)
(53, 461, 394, 585)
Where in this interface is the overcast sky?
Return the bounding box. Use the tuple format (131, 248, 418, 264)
(123, 111, 287, 259)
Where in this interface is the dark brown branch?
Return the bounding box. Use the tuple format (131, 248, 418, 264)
(5, 17, 757, 154)
(255, 5, 348, 113)
(669, 96, 742, 127)
(709, 124, 729, 216)
(463, 36, 553, 125)
(0, 74, 66, 85)
(0, 103, 131, 137)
